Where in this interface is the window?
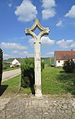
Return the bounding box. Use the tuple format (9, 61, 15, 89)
(58, 60, 60, 63)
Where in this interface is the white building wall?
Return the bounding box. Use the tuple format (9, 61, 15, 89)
(55, 60, 64, 67)
(10, 59, 20, 67)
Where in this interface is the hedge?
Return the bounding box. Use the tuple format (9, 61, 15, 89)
(21, 58, 34, 88)
(21, 58, 44, 88)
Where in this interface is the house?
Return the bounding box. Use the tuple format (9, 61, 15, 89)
(10, 59, 20, 67)
(54, 50, 75, 67)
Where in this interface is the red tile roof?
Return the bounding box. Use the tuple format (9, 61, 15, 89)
(55, 51, 75, 60)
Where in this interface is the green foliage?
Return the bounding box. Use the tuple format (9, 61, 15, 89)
(3, 62, 10, 70)
(0, 48, 3, 86)
(21, 58, 34, 88)
(42, 57, 54, 67)
(21, 58, 45, 88)
(63, 59, 75, 73)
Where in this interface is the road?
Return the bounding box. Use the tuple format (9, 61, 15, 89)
(2, 68, 21, 82)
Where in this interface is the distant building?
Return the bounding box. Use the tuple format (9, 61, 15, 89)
(10, 59, 20, 67)
(54, 50, 75, 67)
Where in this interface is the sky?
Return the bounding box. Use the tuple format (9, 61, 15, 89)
(0, 0, 75, 59)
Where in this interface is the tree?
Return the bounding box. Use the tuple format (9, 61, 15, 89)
(63, 59, 75, 73)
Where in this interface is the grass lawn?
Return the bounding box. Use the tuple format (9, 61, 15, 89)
(42, 67, 75, 95)
(1, 75, 31, 96)
(1, 67, 75, 96)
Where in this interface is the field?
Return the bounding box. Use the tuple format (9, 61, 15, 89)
(1, 66, 75, 96)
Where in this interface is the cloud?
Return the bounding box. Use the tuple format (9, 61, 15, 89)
(0, 42, 26, 50)
(56, 20, 63, 27)
(47, 51, 54, 55)
(70, 43, 75, 48)
(13, 50, 19, 54)
(41, 51, 54, 57)
(29, 36, 55, 45)
(3, 50, 33, 59)
(65, 5, 75, 18)
(56, 39, 75, 48)
(28, 38, 34, 45)
(3, 53, 11, 59)
(15, 0, 37, 22)
(42, 9, 56, 19)
(42, 0, 56, 19)
(13, 50, 28, 55)
(41, 36, 55, 45)
(12, 50, 33, 58)
(8, 3, 12, 8)
(42, 0, 56, 8)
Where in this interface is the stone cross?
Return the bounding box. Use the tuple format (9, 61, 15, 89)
(25, 19, 49, 97)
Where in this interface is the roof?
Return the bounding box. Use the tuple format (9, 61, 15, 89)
(54, 51, 75, 60)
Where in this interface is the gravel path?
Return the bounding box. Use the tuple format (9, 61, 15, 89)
(2, 68, 21, 82)
(0, 95, 75, 119)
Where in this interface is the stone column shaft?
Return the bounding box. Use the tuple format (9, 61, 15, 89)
(34, 40, 42, 97)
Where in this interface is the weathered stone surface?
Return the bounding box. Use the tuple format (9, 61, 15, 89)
(0, 95, 75, 119)
(25, 19, 50, 97)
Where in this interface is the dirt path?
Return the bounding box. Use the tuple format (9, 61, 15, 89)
(2, 68, 21, 82)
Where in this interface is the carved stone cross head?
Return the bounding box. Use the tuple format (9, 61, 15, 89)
(25, 19, 50, 40)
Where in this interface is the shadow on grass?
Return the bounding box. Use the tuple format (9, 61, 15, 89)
(21, 77, 35, 95)
(30, 85, 35, 95)
(0, 85, 8, 96)
(57, 71, 75, 95)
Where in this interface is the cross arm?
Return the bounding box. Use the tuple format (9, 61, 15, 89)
(25, 29, 37, 39)
(38, 27, 50, 39)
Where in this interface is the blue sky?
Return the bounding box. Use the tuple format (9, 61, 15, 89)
(0, 0, 75, 59)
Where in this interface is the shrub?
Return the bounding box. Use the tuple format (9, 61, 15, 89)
(3, 62, 10, 70)
(21, 58, 44, 88)
(63, 59, 75, 73)
(0, 49, 3, 86)
(21, 58, 34, 88)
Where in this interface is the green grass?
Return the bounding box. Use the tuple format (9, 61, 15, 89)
(42, 67, 75, 95)
(1, 75, 31, 96)
(3, 66, 20, 71)
(1, 67, 75, 96)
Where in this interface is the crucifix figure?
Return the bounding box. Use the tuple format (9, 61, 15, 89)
(25, 19, 49, 97)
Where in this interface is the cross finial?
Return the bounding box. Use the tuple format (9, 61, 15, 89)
(25, 19, 50, 39)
